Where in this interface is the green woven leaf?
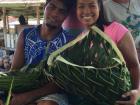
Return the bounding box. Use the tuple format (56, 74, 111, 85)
(5, 77, 14, 105)
(0, 57, 49, 93)
(47, 26, 132, 105)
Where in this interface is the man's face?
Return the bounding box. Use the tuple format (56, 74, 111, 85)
(43, 0, 68, 29)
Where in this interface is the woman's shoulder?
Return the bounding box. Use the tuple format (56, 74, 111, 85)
(104, 21, 129, 43)
(106, 21, 129, 32)
(108, 21, 126, 27)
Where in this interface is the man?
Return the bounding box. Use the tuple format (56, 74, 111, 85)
(5, 0, 74, 105)
(103, 0, 140, 47)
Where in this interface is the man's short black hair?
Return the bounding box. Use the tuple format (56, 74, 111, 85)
(45, 0, 75, 13)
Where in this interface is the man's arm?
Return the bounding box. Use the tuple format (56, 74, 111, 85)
(10, 82, 60, 105)
(11, 31, 24, 70)
(10, 31, 60, 105)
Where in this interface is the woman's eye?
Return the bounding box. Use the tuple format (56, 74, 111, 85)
(90, 4, 95, 7)
(77, 4, 96, 9)
(90, 4, 96, 8)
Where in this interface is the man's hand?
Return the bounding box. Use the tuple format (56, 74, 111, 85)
(10, 83, 59, 105)
(0, 99, 3, 105)
(116, 89, 140, 105)
(10, 93, 33, 105)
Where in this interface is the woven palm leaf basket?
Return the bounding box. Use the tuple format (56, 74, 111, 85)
(0, 58, 48, 93)
(47, 26, 136, 105)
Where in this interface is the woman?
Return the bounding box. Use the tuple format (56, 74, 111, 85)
(75, 0, 140, 104)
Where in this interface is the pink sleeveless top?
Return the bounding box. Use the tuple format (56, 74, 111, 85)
(104, 22, 129, 44)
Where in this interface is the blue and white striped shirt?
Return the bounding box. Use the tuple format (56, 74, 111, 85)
(23, 25, 73, 65)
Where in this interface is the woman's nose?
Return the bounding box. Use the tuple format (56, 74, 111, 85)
(83, 6, 91, 15)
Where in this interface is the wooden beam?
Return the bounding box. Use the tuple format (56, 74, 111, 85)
(36, 6, 40, 25)
(0, 3, 43, 8)
(6, 16, 9, 33)
(2, 7, 7, 47)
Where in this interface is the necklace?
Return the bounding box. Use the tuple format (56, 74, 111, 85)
(114, 0, 131, 14)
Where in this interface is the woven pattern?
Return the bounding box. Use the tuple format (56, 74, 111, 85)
(48, 26, 132, 105)
(0, 59, 48, 93)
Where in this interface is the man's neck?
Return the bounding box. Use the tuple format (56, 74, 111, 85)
(41, 24, 62, 41)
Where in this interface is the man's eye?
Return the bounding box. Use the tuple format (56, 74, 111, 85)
(59, 10, 66, 14)
(48, 5, 54, 9)
(78, 5, 84, 9)
(47, 4, 55, 9)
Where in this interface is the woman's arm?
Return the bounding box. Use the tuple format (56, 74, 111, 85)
(117, 31, 140, 89)
(116, 31, 140, 105)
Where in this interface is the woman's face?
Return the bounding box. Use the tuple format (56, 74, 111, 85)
(76, 0, 100, 29)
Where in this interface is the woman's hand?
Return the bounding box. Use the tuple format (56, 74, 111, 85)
(116, 89, 140, 105)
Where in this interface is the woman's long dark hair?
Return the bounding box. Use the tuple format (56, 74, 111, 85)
(96, 0, 109, 31)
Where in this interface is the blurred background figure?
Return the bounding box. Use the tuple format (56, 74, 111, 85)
(0, 57, 4, 71)
(103, 0, 140, 60)
(0, 54, 13, 72)
(18, 15, 28, 25)
(3, 55, 11, 70)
